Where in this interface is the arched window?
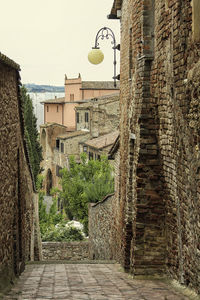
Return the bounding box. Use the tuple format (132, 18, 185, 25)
(46, 169, 53, 196)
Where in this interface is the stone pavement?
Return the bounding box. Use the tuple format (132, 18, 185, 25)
(4, 263, 190, 300)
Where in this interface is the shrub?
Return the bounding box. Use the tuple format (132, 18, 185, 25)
(42, 224, 84, 242)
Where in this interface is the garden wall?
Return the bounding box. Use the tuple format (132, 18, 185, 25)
(42, 241, 89, 261)
(88, 194, 116, 260)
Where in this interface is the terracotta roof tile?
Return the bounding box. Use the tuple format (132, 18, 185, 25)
(84, 130, 119, 149)
(57, 130, 89, 140)
(76, 93, 119, 109)
(40, 97, 65, 104)
(81, 81, 119, 90)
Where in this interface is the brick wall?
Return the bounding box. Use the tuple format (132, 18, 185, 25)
(115, 0, 200, 294)
(0, 55, 42, 294)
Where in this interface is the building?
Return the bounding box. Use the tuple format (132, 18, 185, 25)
(41, 92, 120, 191)
(89, 0, 200, 295)
(41, 74, 119, 131)
(0, 53, 42, 294)
(75, 93, 119, 137)
(40, 123, 68, 193)
(81, 131, 119, 160)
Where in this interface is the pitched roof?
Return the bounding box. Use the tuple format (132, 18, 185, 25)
(40, 97, 65, 104)
(81, 81, 119, 90)
(109, 0, 123, 18)
(57, 130, 89, 140)
(108, 134, 120, 158)
(0, 52, 20, 70)
(76, 92, 119, 109)
(84, 130, 119, 150)
(40, 122, 67, 129)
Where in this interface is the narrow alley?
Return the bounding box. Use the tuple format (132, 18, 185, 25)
(4, 263, 190, 300)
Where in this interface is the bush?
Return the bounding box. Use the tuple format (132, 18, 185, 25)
(37, 175, 85, 242)
(42, 224, 84, 242)
(59, 153, 114, 234)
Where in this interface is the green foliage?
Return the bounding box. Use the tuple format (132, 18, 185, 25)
(37, 176, 84, 242)
(59, 153, 114, 234)
(42, 223, 84, 242)
(21, 86, 43, 182)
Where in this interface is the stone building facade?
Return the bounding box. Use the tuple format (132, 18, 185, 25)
(105, 0, 200, 294)
(41, 93, 120, 190)
(41, 74, 119, 131)
(75, 93, 120, 137)
(0, 53, 42, 294)
(40, 123, 68, 192)
(82, 130, 119, 160)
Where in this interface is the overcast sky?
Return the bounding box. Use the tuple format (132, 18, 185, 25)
(0, 0, 120, 86)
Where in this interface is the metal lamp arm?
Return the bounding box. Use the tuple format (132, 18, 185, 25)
(94, 27, 116, 48)
(93, 27, 118, 87)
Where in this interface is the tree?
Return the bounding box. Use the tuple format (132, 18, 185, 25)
(59, 153, 114, 233)
(21, 86, 43, 182)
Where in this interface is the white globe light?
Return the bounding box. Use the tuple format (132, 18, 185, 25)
(88, 49, 104, 65)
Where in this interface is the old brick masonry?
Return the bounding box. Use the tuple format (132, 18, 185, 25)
(89, 0, 200, 295)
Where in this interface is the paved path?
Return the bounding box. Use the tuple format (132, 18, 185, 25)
(4, 263, 189, 300)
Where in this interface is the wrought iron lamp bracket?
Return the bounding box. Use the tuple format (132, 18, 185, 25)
(93, 27, 120, 87)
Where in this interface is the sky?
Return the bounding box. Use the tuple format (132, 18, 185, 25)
(0, 0, 120, 86)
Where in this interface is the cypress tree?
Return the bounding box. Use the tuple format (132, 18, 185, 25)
(21, 85, 43, 182)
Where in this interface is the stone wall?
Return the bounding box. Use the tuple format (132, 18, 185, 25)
(0, 53, 42, 294)
(42, 241, 89, 261)
(89, 141, 120, 261)
(40, 123, 67, 191)
(76, 93, 120, 138)
(88, 194, 116, 260)
(113, 0, 200, 294)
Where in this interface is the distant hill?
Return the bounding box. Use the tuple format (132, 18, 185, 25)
(25, 83, 65, 93)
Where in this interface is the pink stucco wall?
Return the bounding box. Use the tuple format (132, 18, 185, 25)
(65, 77, 82, 101)
(44, 104, 64, 124)
(82, 89, 117, 100)
(44, 76, 119, 130)
(63, 103, 77, 130)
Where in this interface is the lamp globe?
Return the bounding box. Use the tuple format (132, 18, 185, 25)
(88, 49, 104, 65)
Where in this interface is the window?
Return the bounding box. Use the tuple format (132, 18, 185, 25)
(89, 152, 94, 160)
(70, 94, 74, 101)
(61, 143, 64, 153)
(57, 105, 59, 112)
(83, 146, 87, 153)
(56, 139, 60, 150)
(76, 112, 79, 123)
(47, 105, 49, 112)
(85, 112, 89, 122)
(56, 165, 62, 177)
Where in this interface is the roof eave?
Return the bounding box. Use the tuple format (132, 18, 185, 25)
(108, 0, 123, 19)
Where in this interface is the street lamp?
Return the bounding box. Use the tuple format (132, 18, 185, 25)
(88, 27, 120, 87)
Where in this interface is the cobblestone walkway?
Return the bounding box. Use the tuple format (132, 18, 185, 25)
(4, 263, 189, 300)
